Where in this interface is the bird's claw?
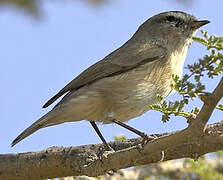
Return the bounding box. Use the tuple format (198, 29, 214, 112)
(137, 134, 156, 153)
(97, 146, 115, 161)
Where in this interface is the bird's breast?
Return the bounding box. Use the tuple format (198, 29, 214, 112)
(167, 43, 189, 79)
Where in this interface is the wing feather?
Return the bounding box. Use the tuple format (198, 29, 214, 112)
(42, 41, 166, 108)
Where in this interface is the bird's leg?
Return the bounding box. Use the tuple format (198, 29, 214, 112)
(90, 121, 113, 151)
(111, 119, 154, 146)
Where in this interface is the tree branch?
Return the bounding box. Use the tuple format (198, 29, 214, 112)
(1, 120, 223, 180)
(190, 76, 223, 130)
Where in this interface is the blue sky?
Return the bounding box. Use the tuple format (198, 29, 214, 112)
(1, 0, 223, 154)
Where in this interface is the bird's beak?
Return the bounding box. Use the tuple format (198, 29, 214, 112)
(191, 20, 210, 29)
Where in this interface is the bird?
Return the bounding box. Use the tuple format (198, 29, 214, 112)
(12, 11, 210, 149)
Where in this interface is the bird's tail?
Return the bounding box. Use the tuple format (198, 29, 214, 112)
(11, 98, 88, 147)
(11, 112, 53, 147)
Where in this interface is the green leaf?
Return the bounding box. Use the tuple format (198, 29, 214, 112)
(193, 36, 208, 46)
(113, 135, 127, 141)
(216, 104, 223, 111)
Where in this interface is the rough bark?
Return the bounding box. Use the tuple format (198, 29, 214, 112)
(61, 158, 223, 180)
(1, 77, 222, 180)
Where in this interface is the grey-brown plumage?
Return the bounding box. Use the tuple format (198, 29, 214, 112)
(12, 11, 210, 147)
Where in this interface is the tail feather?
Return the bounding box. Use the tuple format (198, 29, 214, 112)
(12, 100, 82, 147)
(11, 116, 48, 147)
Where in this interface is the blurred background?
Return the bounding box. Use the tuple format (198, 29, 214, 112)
(1, 0, 223, 154)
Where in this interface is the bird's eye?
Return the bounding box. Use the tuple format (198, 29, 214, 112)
(166, 16, 176, 22)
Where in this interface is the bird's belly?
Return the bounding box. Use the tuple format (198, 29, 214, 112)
(89, 62, 173, 123)
(106, 80, 172, 123)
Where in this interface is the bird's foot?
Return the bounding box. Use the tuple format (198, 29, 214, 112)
(137, 134, 156, 153)
(97, 145, 115, 161)
(141, 134, 155, 146)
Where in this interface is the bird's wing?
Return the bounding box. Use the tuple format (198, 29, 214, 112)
(42, 42, 166, 108)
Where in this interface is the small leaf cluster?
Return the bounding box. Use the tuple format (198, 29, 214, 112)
(192, 31, 223, 78)
(187, 51, 223, 79)
(193, 30, 223, 50)
(171, 74, 205, 100)
(113, 135, 127, 141)
(150, 95, 199, 122)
